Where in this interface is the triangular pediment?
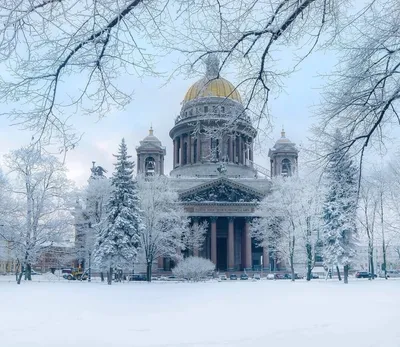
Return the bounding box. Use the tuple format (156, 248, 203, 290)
(179, 177, 264, 203)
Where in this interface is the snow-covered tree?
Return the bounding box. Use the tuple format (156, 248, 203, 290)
(0, 0, 344, 147)
(251, 175, 322, 281)
(358, 177, 379, 278)
(182, 219, 208, 256)
(76, 176, 112, 280)
(319, 0, 400, 156)
(93, 139, 142, 285)
(137, 174, 188, 282)
(172, 257, 215, 282)
(3, 146, 73, 284)
(321, 131, 359, 284)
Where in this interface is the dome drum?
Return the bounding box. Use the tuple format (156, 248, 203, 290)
(176, 97, 251, 125)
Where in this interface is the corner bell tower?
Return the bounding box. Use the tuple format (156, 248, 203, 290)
(268, 128, 299, 177)
(136, 126, 166, 176)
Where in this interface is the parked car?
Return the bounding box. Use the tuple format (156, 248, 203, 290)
(253, 273, 261, 280)
(229, 274, 237, 280)
(220, 274, 228, 281)
(386, 270, 400, 278)
(266, 273, 275, 280)
(355, 271, 377, 279)
(311, 273, 320, 279)
(129, 274, 147, 281)
(240, 274, 249, 280)
(274, 273, 286, 280)
(295, 273, 304, 280)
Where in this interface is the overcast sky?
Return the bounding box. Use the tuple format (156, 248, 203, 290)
(0, 45, 390, 186)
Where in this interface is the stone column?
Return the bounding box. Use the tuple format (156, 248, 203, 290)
(188, 135, 192, 164)
(193, 217, 199, 257)
(157, 257, 164, 271)
(197, 133, 201, 162)
(238, 135, 243, 164)
(262, 246, 269, 271)
(211, 217, 217, 265)
(233, 135, 237, 163)
(173, 139, 176, 168)
(230, 135, 234, 163)
(228, 217, 235, 270)
(180, 134, 184, 166)
(244, 218, 252, 270)
(175, 137, 180, 166)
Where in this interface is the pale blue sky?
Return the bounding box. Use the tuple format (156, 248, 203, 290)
(0, 48, 342, 186)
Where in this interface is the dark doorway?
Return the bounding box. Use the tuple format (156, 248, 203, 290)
(217, 238, 227, 271)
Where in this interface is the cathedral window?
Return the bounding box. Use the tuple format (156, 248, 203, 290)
(204, 105, 208, 113)
(221, 106, 225, 113)
(281, 159, 291, 176)
(189, 109, 193, 116)
(145, 157, 156, 176)
(212, 105, 217, 113)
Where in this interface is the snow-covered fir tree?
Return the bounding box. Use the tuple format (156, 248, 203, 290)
(93, 139, 142, 285)
(322, 131, 359, 284)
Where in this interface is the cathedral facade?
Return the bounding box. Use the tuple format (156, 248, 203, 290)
(135, 56, 299, 272)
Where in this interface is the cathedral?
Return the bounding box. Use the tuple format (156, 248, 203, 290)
(135, 56, 299, 272)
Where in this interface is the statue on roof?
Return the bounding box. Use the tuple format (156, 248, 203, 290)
(90, 161, 107, 180)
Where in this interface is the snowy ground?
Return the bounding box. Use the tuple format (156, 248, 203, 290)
(1, 278, 400, 347)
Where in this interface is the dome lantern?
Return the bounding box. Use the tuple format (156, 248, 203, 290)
(205, 54, 220, 80)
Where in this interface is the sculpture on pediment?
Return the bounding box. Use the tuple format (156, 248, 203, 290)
(181, 183, 261, 203)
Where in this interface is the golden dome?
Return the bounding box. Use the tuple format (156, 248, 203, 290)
(183, 77, 242, 103)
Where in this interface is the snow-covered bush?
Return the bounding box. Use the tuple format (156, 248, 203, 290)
(172, 257, 215, 282)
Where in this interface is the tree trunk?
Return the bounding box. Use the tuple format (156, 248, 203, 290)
(290, 259, 295, 282)
(100, 272, 104, 282)
(336, 266, 342, 281)
(344, 265, 349, 284)
(290, 234, 295, 281)
(306, 242, 312, 281)
(147, 262, 152, 282)
(107, 267, 112, 285)
(370, 247, 375, 280)
(380, 192, 387, 279)
(15, 260, 20, 282)
(25, 263, 32, 281)
(17, 265, 24, 285)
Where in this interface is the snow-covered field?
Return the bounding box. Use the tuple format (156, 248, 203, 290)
(1, 278, 400, 347)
